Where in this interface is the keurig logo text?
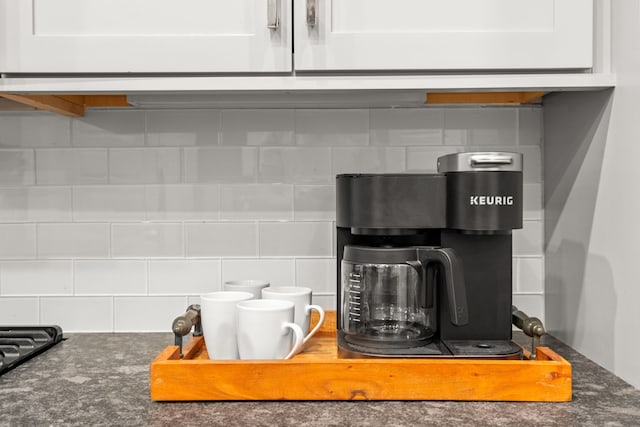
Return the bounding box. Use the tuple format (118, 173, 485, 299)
(469, 195, 514, 206)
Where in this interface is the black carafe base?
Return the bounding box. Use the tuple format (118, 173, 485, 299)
(337, 331, 523, 359)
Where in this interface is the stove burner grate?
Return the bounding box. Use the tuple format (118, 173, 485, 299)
(0, 326, 63, 376)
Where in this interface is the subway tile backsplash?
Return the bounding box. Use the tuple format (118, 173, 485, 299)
(0, 107, 545, 331)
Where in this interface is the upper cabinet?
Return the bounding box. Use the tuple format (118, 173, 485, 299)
(294, 0, 593, 71)
(0, 0, 593, 74)
(0, 0, 292, 73)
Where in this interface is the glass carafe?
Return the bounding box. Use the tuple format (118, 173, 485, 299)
(341, 245, 467, 348)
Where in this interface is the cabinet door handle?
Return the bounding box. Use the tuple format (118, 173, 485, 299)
(267, 0, 281, 30)
(307, 0, 317, 27)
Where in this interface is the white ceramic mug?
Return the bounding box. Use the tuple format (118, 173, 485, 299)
(223, 280, 270, 299)
(261, 286, 326, 344)
(200, 291, 253, 360)
(236, 299, 304, 360)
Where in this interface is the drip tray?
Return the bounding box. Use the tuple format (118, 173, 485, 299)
(0, 326, 64, 376)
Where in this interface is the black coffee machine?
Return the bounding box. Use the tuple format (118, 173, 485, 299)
(336, 152, 523, 358)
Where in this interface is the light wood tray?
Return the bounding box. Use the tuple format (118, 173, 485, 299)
(150, 311, 571, 401)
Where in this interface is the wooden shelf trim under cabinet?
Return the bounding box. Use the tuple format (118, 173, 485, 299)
(426, 91, 544, 105)
(0, 94, 129, 117)
(150, 311, 572, 402)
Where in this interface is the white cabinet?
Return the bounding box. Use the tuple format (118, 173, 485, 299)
(0, 0, 593, 74)
(294, 0, 593, 71)
(0, 0, 292, 73)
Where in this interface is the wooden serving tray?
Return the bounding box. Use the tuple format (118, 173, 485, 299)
(150, 312, 571, 401)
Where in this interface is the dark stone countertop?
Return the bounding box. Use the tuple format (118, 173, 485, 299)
(1, 331, 639, 427)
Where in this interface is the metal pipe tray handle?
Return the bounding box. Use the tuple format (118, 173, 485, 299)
(512, 305, 546, 359)
(171, 304, 202, 359)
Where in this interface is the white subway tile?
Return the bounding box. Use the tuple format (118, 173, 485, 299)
(370, 109, 443, 146)
(259, 147, 331, 184)
(73, 186, 146, 221)
(146, 184, 219, 221)
(109, 148, 181, 184)
(221, 258, 294, 287)
(517, 257, 544, 293)
(36, 148, 108, 185)
(0, 224, 36, 259)
(518, 107, 543, 146)
(220, 184, 293, 220)
(38, 223, 109, 258)
(114, 296, 187, 332)
(187, 295, 201, 306)
(72, 110, 145, 147)
(184, 147, 257, 183)
(41, 296, 114, 332)
(0, 297, 39, 324)
(311, 294, 337, 310)
(112, 223, 183, 258)
(75, 260, 147, 295)
(186, 223, 257, 257)
(512, 294, 545, 324)
(295, 109, 369, 146)
(406, 146, 464, 172)
(222, 109, 294, 146)
(0, 149, 35, 185)
(147, 110, 220, 146)
(295, 258, 336, 294)
(0, 261, 73, 295)
(523, 183, 543, 220)
(513, 220, 543, 256)
(0, 113, 70, 148)
(519, 146, 542, 184)
(0, 187, 71, 222)
(445, 108, 517, 146)
(293, 185, 336, 221)
(332, 147, 405, 175)
(149, 259, 220, 295)
(259, 222, 332, 257)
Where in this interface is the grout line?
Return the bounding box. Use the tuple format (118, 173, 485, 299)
(145, 259, 150, 296)
(292, 257, 297, 286)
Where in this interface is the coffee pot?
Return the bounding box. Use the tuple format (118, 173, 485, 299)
(336, 152, 524, 358)
(341, 245, 468, 348)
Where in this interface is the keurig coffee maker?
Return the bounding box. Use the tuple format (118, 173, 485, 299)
(336, 152, 523, 358)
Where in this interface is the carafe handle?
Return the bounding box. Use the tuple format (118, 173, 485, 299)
(416, 247, 469, 326)
(405, 260, 434, 309)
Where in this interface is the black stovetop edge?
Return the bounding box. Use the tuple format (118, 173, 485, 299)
(0, 326, 64, 376)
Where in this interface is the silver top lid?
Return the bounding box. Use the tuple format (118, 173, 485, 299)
(437, 152, 523, 173)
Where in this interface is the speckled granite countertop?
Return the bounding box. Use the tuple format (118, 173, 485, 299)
(1, 331, 639, 427)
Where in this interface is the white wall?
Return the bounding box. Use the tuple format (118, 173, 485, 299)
(544, 2, 640, 389)
(0, 106, 544, 332)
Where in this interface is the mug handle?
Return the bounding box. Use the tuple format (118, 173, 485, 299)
(282, 322, 304, 360)
(303, 304, 326, 344)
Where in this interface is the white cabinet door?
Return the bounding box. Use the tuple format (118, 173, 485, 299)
(295, 0, 593, 71)
(0, 0, 291, 73)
